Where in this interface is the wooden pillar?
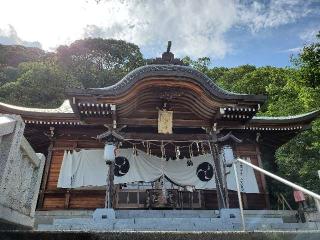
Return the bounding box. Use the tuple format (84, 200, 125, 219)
(106, 162, 115, 208)
(221, 145, 230, 209)
(255, 144, 271, 209)
(209, 140, 227, 209)
(64, 190, 71, 209)
(242, 193, 248, 209)
(37, 142, 53, 209)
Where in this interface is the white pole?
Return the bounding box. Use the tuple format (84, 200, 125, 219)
(237, 158, 320, 201)
(316, 171, 320, 212)
(233, 163, 246, 231)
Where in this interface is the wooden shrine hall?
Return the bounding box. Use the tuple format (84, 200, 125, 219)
(0, 47, 319, 212)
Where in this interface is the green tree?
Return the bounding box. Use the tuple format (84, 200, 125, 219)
(271, 31, 320, 195)
(182, 56, 229, 83)
(0, 44, 46, 67)
(276, 125, 320, 194)
(206, 67, 229, 82)
(291, 31, 320, 88)
(0, 61, 81, 107)
(216, 65, 256, 91)
(233, 67, 291, 95)
(0, 66, 18, 85)
(182, 56, 211, 74)
(56, 38, 145, 88)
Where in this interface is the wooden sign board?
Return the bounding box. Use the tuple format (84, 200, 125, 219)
(158, 110, 173, 134)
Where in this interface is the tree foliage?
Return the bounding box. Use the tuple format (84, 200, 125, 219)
(0, 38, 145, 107)
(182, 56, 211, 74)
(215, 65, 256, 92)
(0, 61, 81, 108)
(0, 44, 46, 67)
(274, 33, 320, 195)
(56, 38, 145, 88)
(291, 32, 320, 89)
(0, 66, 18, 85)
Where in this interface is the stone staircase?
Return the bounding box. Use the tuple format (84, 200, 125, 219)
(37, 209, 320, 231)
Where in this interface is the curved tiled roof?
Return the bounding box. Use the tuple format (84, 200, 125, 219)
(251, 110, 320, 124)
(68, 64, 266, 102)
(0, 97, 318, 127)
(0, 100, 74, 114)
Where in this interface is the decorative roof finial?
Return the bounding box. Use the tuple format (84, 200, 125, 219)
(166, 41, 172, 53)
(147, 41, 185, 65)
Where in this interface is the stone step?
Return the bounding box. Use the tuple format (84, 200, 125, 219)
(133, 217, 213, 225)
(37, 224, 60, 231)
(246, 217, 283, 224)
(269, 222, 319, 230)
(53, 218, 93, 225)
(37, 210, 319, 232)
(38, 220, 320, 231)
(115, 210, 218, 219)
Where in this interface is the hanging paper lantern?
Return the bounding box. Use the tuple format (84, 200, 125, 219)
(104, 143, 116, 164)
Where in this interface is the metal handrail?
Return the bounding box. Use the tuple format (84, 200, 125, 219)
(236, 158, 320, 201)
(233, 157, 320, 231)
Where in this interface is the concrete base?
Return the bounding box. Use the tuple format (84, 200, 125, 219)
(35, 209, 318, 232)
(0, 205, 34, 229)
(220, 208, 241, 222)
(93, 208, 115, 221)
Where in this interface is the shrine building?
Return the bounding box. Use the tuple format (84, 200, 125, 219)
(0, 49, 319, 213)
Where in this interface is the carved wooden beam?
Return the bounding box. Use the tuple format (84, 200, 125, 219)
(96, 125, 126, 142)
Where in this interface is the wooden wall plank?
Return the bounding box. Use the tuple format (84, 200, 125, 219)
(69, 194, 105, 209)
(43, 195, 65, 209)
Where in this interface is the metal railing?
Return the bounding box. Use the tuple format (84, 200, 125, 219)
(234, 157, 320, 231)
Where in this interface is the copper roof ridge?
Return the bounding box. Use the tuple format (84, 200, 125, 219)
(0, 99, 74, 114)
(67, 64, 267, 103)
(251, 110, 320, 123)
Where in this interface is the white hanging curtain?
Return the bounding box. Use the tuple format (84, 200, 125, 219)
(57, 148, 259, 193)
(57, 151, 73, 188)
(226, 159, 259, 193)
(164, 154, 216, 189)
(114, 149, 258, 192)
(57, 149, 108, 188)
(114, 149, 163, 184)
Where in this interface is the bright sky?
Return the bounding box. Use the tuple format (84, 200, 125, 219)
(0, 0, 319, 67)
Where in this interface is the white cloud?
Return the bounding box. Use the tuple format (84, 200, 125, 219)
(0, 0, 317, 58)
(299, 27, 319, 43)
(238, 0, 312, 32)
(0, 25, 42, 48)
(81, 0, 315, 59)
(82, 0, 237, 58)
(280, 47, 302, 53)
